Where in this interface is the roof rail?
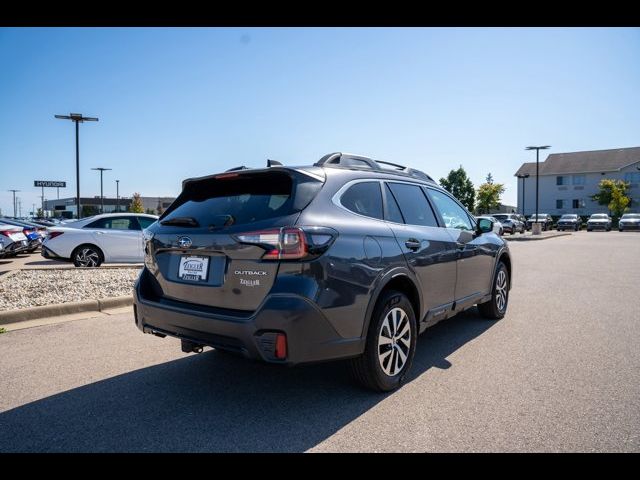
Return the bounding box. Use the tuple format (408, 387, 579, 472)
(314, 152, 435, 183)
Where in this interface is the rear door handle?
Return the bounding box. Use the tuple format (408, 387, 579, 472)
(405, 239, 421, 251)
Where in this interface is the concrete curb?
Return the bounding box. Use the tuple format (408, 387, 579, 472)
(0, 295, 133, 325)
(504, 232, 572, 242)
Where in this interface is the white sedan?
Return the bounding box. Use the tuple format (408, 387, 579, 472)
(41, 213, 158, 267)
(475, 215, 504, 235)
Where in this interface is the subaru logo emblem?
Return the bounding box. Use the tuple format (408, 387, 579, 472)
(177, 236, 192, 248)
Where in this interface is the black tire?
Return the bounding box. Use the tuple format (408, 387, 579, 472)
(477, 262, 509, 320)
(350, 290, 417, 392)
(72, 244, 104, 267)
(619, 228, 623, 232)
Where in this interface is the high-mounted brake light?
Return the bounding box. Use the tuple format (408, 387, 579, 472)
(215, 173, 240, 179)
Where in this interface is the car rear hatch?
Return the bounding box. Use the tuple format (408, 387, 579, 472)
(144, 167, 326, 312)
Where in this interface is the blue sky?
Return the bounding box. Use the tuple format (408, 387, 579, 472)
(1, 27, 639, 216)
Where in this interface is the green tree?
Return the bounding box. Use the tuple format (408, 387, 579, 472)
(439, 165, 476, 212)
(81, 205, 99, 217)
(476, 175, 505, 215)
(129, 193, 144, 213)
(591, 179, 631, 218)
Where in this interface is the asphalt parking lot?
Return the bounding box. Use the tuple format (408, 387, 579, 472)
(0, 231, 638, 452)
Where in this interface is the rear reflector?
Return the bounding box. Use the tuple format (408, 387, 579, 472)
(275, 333, 287, 360)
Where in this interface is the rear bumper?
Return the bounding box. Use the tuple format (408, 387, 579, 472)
(133, 268, 365, 365)
(41, 245, 69, 261)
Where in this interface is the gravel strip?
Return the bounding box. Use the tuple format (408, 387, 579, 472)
(0, 268, 141, 311)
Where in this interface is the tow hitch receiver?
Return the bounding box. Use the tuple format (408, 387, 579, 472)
(181, 339, 204, 353)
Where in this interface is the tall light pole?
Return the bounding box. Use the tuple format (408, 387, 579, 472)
(525, 145, 551, 234)
(91, 167, 112, 214)
(116, 180, 120, 213)
(55, 113, 99, 219)
(517, 174, 530, 216)
(8, 189, 20, 217)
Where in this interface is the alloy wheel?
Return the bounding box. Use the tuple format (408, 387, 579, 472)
(378, 307, 411, 377)
(76, 248, 100, 267)
(495, 269, 508, 312)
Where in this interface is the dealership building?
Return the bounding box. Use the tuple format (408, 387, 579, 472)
(44, 196, 176, 218)
(514, 147, 640, 216)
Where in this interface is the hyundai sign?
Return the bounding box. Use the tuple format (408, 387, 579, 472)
(34, 180, 66, 188)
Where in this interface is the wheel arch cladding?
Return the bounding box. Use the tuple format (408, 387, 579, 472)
(364, 274, 420, 338)
(498, 251, 512, 290)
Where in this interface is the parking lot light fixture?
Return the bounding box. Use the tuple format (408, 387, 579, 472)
(516, 174, 530, 216)
(116, 180, 120, 213)
(91, 167, 112, 214)
(8, 189, 20, 217)
(55, 113, 99, 219)
(525, 146, 551, 234)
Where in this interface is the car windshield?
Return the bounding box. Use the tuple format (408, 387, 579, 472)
(590, 214, 608, 219)
(493, 215, 509, 220)
(560, 215, 577, 219)
(621, 214, 640, 219)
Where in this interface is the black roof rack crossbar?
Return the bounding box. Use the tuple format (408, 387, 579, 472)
(314, 152, 434, 183)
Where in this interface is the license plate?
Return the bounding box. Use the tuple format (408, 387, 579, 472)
(178, 256, 209, 282)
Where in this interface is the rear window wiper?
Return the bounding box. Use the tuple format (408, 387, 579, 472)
(160, 216, 200, 227)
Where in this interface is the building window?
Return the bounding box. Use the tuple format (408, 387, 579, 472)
(556, 176, 564, 186)
(572, 175, 585, 185)
(572, 199, 581, 209)
(556, 199, 564, 209)
(624, 172, 640, 183)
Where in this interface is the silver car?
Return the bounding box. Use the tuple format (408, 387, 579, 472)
(586, 213, 612, 232)
(618, 213, 640, 232)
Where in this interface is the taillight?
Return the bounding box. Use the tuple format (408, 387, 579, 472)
(47, 232, 64, 240)
(25, 229, 35, 236)
(234, 226, 335, 261)
(0, 230, 14, 237)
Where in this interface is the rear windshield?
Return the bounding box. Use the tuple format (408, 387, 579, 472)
(161, 171, 321, 228)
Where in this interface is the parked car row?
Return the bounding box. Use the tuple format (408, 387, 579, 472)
(0, 217, 49, 258)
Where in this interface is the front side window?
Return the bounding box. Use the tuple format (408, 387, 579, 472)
(426, 189, 473, 231)
(386, 183, 438, 227)
(340, 182, 383, 220)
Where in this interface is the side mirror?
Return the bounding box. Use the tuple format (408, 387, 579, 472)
(477, 218, 493, 234)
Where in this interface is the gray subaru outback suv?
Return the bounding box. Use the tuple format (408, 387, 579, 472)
(134, 153, 512, 391)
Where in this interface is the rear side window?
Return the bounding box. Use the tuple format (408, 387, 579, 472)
(340, 182, 383, 220)
(85, 217, 140, 230)
(162, 171, 315, 228)
(137, 217, 156, 229)
(387, 182, 438, 227)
